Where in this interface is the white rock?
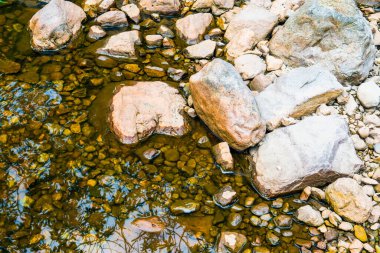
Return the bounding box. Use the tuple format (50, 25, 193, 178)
(145, 35, 163, 48)
(325, 178, 373, 223)
(225, 29, 256, 60)
(184, 40, 216, 59)
(121, 4, 140, 23)
(96, 10, 128, 27)
(234, 54, 266, 80)
(295, 205, 324, 226)
(176, 13, 213, 45)
(256, 65, 343, 130)
(266, 55, 283, 71)
(351, 134, 367, 151)
(97, 30, 141, 58)
(345, 95, 358, 116)
(88, 25, 106, 41)
(338, 221, 353, 231)
(138, 0, 181, 14)
(357, 80, 380, 108)
(358, 126, 370, 139)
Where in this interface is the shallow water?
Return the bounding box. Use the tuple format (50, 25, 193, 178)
(0, 3, 315, 252)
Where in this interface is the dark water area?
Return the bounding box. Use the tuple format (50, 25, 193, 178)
(0, 2, 314, 252)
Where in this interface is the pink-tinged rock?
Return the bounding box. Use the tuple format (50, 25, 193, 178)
(176, 13, 213, 45)
(96, 31, 141, 58)
(29, 0, 86, 51)
(139, 0, 181, 14)
(189, 58, 266, 151)
(131, 216, 165, 233)
(109, 81, 190, 145)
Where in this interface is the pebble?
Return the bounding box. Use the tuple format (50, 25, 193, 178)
(354, 225, 368, 242)
(213, 185, 238, 208)
(250, 203, 269, 216)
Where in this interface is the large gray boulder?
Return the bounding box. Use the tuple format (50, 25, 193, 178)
(29, 0, 86, 51)
(325, 178, 373, 223)
(269, 0, 376, 85)
(109, 81, 190, 145)
(246, 116, 362, 198)
(256, 65, 344, 130)
(189, 59, 266, 151)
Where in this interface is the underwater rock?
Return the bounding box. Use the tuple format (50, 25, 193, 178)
(170, 199, 200, 215)
(217, 232, 247, 253)
(213, 185, 238, 208)
(131, 216, 165, 233)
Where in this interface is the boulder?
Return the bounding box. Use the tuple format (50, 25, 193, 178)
(175, 13, 213, 45)
(109, 81, 190, 145)
(189, 59, 266, 151)
(96, 10, 128, 28)
(224, 4, 277, 58)
(269, 0, 376, 85)
(357, 80, 380, 108)
(139, 0, 181, 14)
(255, 65, 343, 130)
(96, 31, 141, 58)
(29, 0, 86, 51)
(246, 116, 362, 198)
(325, 178, 373, 223)
(234, 54, 266, 80)
(184, 40, 216, 59)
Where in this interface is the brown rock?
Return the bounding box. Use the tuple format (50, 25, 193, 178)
(109, 81, 190, 144)
(0, 57, 20, 74)
(139, 0, 181, 14)
(189, 58, 266, 151)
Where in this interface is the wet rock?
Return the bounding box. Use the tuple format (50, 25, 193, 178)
(255, 65, 343, 130)
(212, 142, 233, 173)
(325, 178, 373, 223)
(184, 40, 216, 59)
(269, 0, 376, 85)
(189, 59, 266, 151)
(217, 232, 247, 253)
(136, 148, 161, 163)
(167, 67, 186, 81)
(121, 4, 140, 23)
(197, 136, 211, 149)
(213, 185, 238, 208)
(97, 31, 141, 58)
(0, 57, 20, 74)
(225, 4, 277, 58)
(158, 25, 175, 38)
(274, 214, 292, 228)
(144, 66, 166, 77)
(246, 116, 362, 198)
(88, 25, 106, 41)
(295, 205, 324, 227)
(175, 13, 213, 45)
(145, 35, 163, 48)
(163, 148, 179, 162)
(357, 80, 380, 108)
(95, 55, 117, 68)
(96, 10, 128, 28)
(356, 0, 380, 6)
(139, 0, 181, 14)
(131, 216, 165, 233)
(250, 203, 269, 216)
(109, 81, 190, 145)
(29, 0, 86, 51)
(266, 231, 280, 246)
(234, 54, 266, 80)
(170, 199, 200, 214)
(227, 213, 242, 228)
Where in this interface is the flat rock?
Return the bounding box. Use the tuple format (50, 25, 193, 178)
(131, 216, 165, 233)
(269, 0, 376, 85)
(246, 115, 362, 198)
(325, 178, 373, 223)
(255, 65, 343, 130)
(29, 0, 86, 51)
(175, 13, 213, 45)
(96, 31, 141, 58)
(96, 10, 128, 28)
(184, 39, 216, 59)
(234, 54, 266, 80)
(189, 58, 266, 151)
(224, 4, 277, 58)
(0, 57, 20, 74)
(109, 81, 190, 145)
(295, 205, 324, 226)
(139, 0, 181, 14)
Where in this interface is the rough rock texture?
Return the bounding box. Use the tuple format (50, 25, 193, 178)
(325, 178, 373, 223)
(225, 4, 277, 58)
(139, 0, 181, 14)
(184, 40, 216, 59)
(255, 65, 344, 130)
(176, 13, 213, 45)
(212, 142, 234, 173)
(29, 0, 86, 51)
(96, 31, 141, 58)
(96, 10, 128, 27)
(247, 116, 362, 198)
(109, 81, 190, 145)
(189, 59, 266, 151)
(269, 0, 376, 85)
(295, 205, 324, 226)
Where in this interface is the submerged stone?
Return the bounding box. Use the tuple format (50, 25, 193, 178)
(213, 185, 238, 208)
(170, 199, 201, 215)
(131, 216, 165, 233)
(217, 231, 247, 253)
